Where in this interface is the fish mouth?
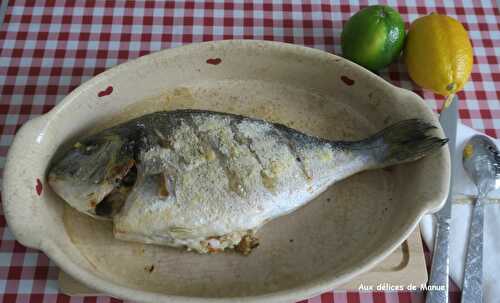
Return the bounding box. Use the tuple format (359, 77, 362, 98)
(94, 164, 138, 219)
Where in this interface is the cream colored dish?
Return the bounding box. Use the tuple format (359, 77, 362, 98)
(2, 40, 449, 302)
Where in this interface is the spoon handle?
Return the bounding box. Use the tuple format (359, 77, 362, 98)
(460, 198, 484, 303)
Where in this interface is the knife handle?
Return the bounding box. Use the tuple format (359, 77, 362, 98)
(460, 198, 484, 303)
(425, 216, 450, 303)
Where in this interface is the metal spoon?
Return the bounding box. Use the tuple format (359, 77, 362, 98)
(461, 135, 500, 303)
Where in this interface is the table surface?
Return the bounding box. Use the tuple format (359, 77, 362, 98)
(0, 1, 498, 302)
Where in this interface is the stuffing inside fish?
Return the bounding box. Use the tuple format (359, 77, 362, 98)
(48, 109, 447, 254)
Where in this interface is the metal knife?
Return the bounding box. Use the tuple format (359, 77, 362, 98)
(425, 95, 459, 303)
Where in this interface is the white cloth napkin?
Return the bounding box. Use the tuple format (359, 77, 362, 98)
(420, 123, 500, 303)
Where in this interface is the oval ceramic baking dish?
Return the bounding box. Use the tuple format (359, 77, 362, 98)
(2, 40, 449, 303)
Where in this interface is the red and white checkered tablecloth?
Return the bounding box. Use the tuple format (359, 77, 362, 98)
(0, 0, 498, 302)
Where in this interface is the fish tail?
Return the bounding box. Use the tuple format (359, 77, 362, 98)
(353, 119, 448, 168)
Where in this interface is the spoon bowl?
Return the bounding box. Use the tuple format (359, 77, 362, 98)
(463, 135, 500, 196)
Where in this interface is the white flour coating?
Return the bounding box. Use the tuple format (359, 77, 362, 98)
(110, 112, 370, 253)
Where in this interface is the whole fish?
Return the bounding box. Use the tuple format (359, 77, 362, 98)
(49, 109, 447, 254)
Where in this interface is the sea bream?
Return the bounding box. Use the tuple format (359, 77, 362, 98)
(48, 109, 447, 254)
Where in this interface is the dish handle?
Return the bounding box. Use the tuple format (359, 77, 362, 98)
(2, 115, 54, 249)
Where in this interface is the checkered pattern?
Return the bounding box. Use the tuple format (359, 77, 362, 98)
(0, 0, 498, 302)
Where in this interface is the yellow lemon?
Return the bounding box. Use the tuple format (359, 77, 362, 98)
(404, 13, 473, 97)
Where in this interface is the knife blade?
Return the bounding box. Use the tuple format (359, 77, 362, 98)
(425, 95, 458, 303)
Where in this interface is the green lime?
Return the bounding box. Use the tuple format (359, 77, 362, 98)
(341, 5, 405, 71)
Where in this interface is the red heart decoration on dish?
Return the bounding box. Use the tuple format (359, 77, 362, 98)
(35, 179, 43, 196)
(206, 58, 222, 65)
(340, 76, 355, 86)
(98, 86, 114, 97)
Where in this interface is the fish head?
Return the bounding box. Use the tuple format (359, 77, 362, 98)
(48, 131, 135, 218)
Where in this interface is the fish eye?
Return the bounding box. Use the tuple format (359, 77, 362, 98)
(85, 145, 97, 152)
(79, 141, 99, 155)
